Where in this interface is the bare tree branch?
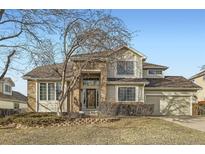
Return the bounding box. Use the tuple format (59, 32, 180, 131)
(0, 50, 16, 79)
(0, 27, 23, 41)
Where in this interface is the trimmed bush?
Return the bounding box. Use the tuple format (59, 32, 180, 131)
(13, 116, 66, 127)
(99, 102, 154, 116)
(0, 112, 66, 126)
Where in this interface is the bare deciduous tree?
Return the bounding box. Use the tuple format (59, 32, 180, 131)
(0, 9, 64, 80)
(0, 9, 132, 116)
(44, 10, 132, 116)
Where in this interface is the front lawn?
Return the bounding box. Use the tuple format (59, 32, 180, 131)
(1, 117, 205, 144)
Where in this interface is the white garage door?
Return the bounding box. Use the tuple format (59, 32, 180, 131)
(145, 95, 191, 115)
(145, 96, 161, 115)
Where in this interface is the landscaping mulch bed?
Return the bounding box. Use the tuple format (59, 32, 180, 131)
(0, 113, 120, 129)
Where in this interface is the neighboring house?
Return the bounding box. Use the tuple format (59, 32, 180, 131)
(23, 46, 200, 115)
(0, 77, 27, 109)
(190, 71, 205, 102)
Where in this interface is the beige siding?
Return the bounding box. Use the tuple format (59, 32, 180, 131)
(0, 100, 27, 109)
(145, 90, 194, 115)
(107, 49, 143, 78)
(192, 76, 205, 102)
(106, 85, 144, 103)
(0, 100, 14, 109)
(19, 103, 27, 109)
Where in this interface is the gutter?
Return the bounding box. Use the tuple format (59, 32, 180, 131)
(107, 81, 149, 85)
(145, 87, 201, 91)
(23, 76, 63, 81)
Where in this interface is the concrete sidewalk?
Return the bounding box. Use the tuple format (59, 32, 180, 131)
(160, 116, 205, 132)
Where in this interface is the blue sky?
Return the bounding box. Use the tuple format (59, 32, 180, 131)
(12, 9, 205, 95)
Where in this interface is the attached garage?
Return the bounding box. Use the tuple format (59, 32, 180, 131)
(145, 93, 192, 115)
(144, 76, 200, 116)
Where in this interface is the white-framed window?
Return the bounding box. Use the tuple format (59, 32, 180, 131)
(39, 82, 62, 101)
(5, 84, 11, 93)
(117, 61, 134, 75)
(83, 79, 100, 86)
(40, 83, 47, 101)
(56, 82, 61, 100)
(148, 69, 162, 75)
(48, 83, 55, 100)
(3, 83, 12, 95)
(118, 87, 136, 102)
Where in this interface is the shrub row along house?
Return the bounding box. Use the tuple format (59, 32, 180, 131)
(23, 46, 200, 115)
(0, 77, 27, 110)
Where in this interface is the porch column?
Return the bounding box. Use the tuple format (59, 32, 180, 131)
(99, 63, 107, 103)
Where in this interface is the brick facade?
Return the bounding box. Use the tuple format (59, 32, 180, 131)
(27, 80, 36, 112)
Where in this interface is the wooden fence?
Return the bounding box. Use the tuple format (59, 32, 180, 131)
(192, 103, 205, 116)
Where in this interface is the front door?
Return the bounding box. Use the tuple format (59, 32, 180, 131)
(86, 89, 97, 109)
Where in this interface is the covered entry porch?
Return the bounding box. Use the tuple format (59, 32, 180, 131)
(79, 72, 107, 113)
(81, 78, 100, 111)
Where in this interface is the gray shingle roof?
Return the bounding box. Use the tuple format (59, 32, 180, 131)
(108, 76, 200, 89)
(23, 63, 73, 79)
(24, 62, 168, 79)
(143, 62, 168, 70)
(0, 91, 27, 103)
(107, 78, 148, 83)
(145, 76, 201, 89)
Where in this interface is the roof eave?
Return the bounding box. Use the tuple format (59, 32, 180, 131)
(107, 81, 149, 85)
(143, 67, 169, 70)
(23, 76, 62, 81)
(189, 70, 205, 80)
(145, 87, 200, 91)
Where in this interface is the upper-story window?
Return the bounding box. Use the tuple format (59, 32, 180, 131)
(4, 84, 12, 95)
(5, 84, 11, 93)
(148, 69, 162, 75)
(117, 61, 134, 75)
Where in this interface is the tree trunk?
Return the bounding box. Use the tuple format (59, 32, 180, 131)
(57, 100, 63, 116)
(0, 9, 5, 21)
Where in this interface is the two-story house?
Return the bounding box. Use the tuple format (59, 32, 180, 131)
(0, 77, 27, 109)
(23, 46, 200, 115)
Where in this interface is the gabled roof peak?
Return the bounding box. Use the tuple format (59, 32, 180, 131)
(0, 77, 15, 87)
(71, 45, 147, 60)
(190, 70, 205, 80)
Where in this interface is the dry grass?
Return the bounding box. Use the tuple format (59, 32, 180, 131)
(0, 117, 205, 145)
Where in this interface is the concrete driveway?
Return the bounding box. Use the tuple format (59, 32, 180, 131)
(160, 116, 205, 132)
